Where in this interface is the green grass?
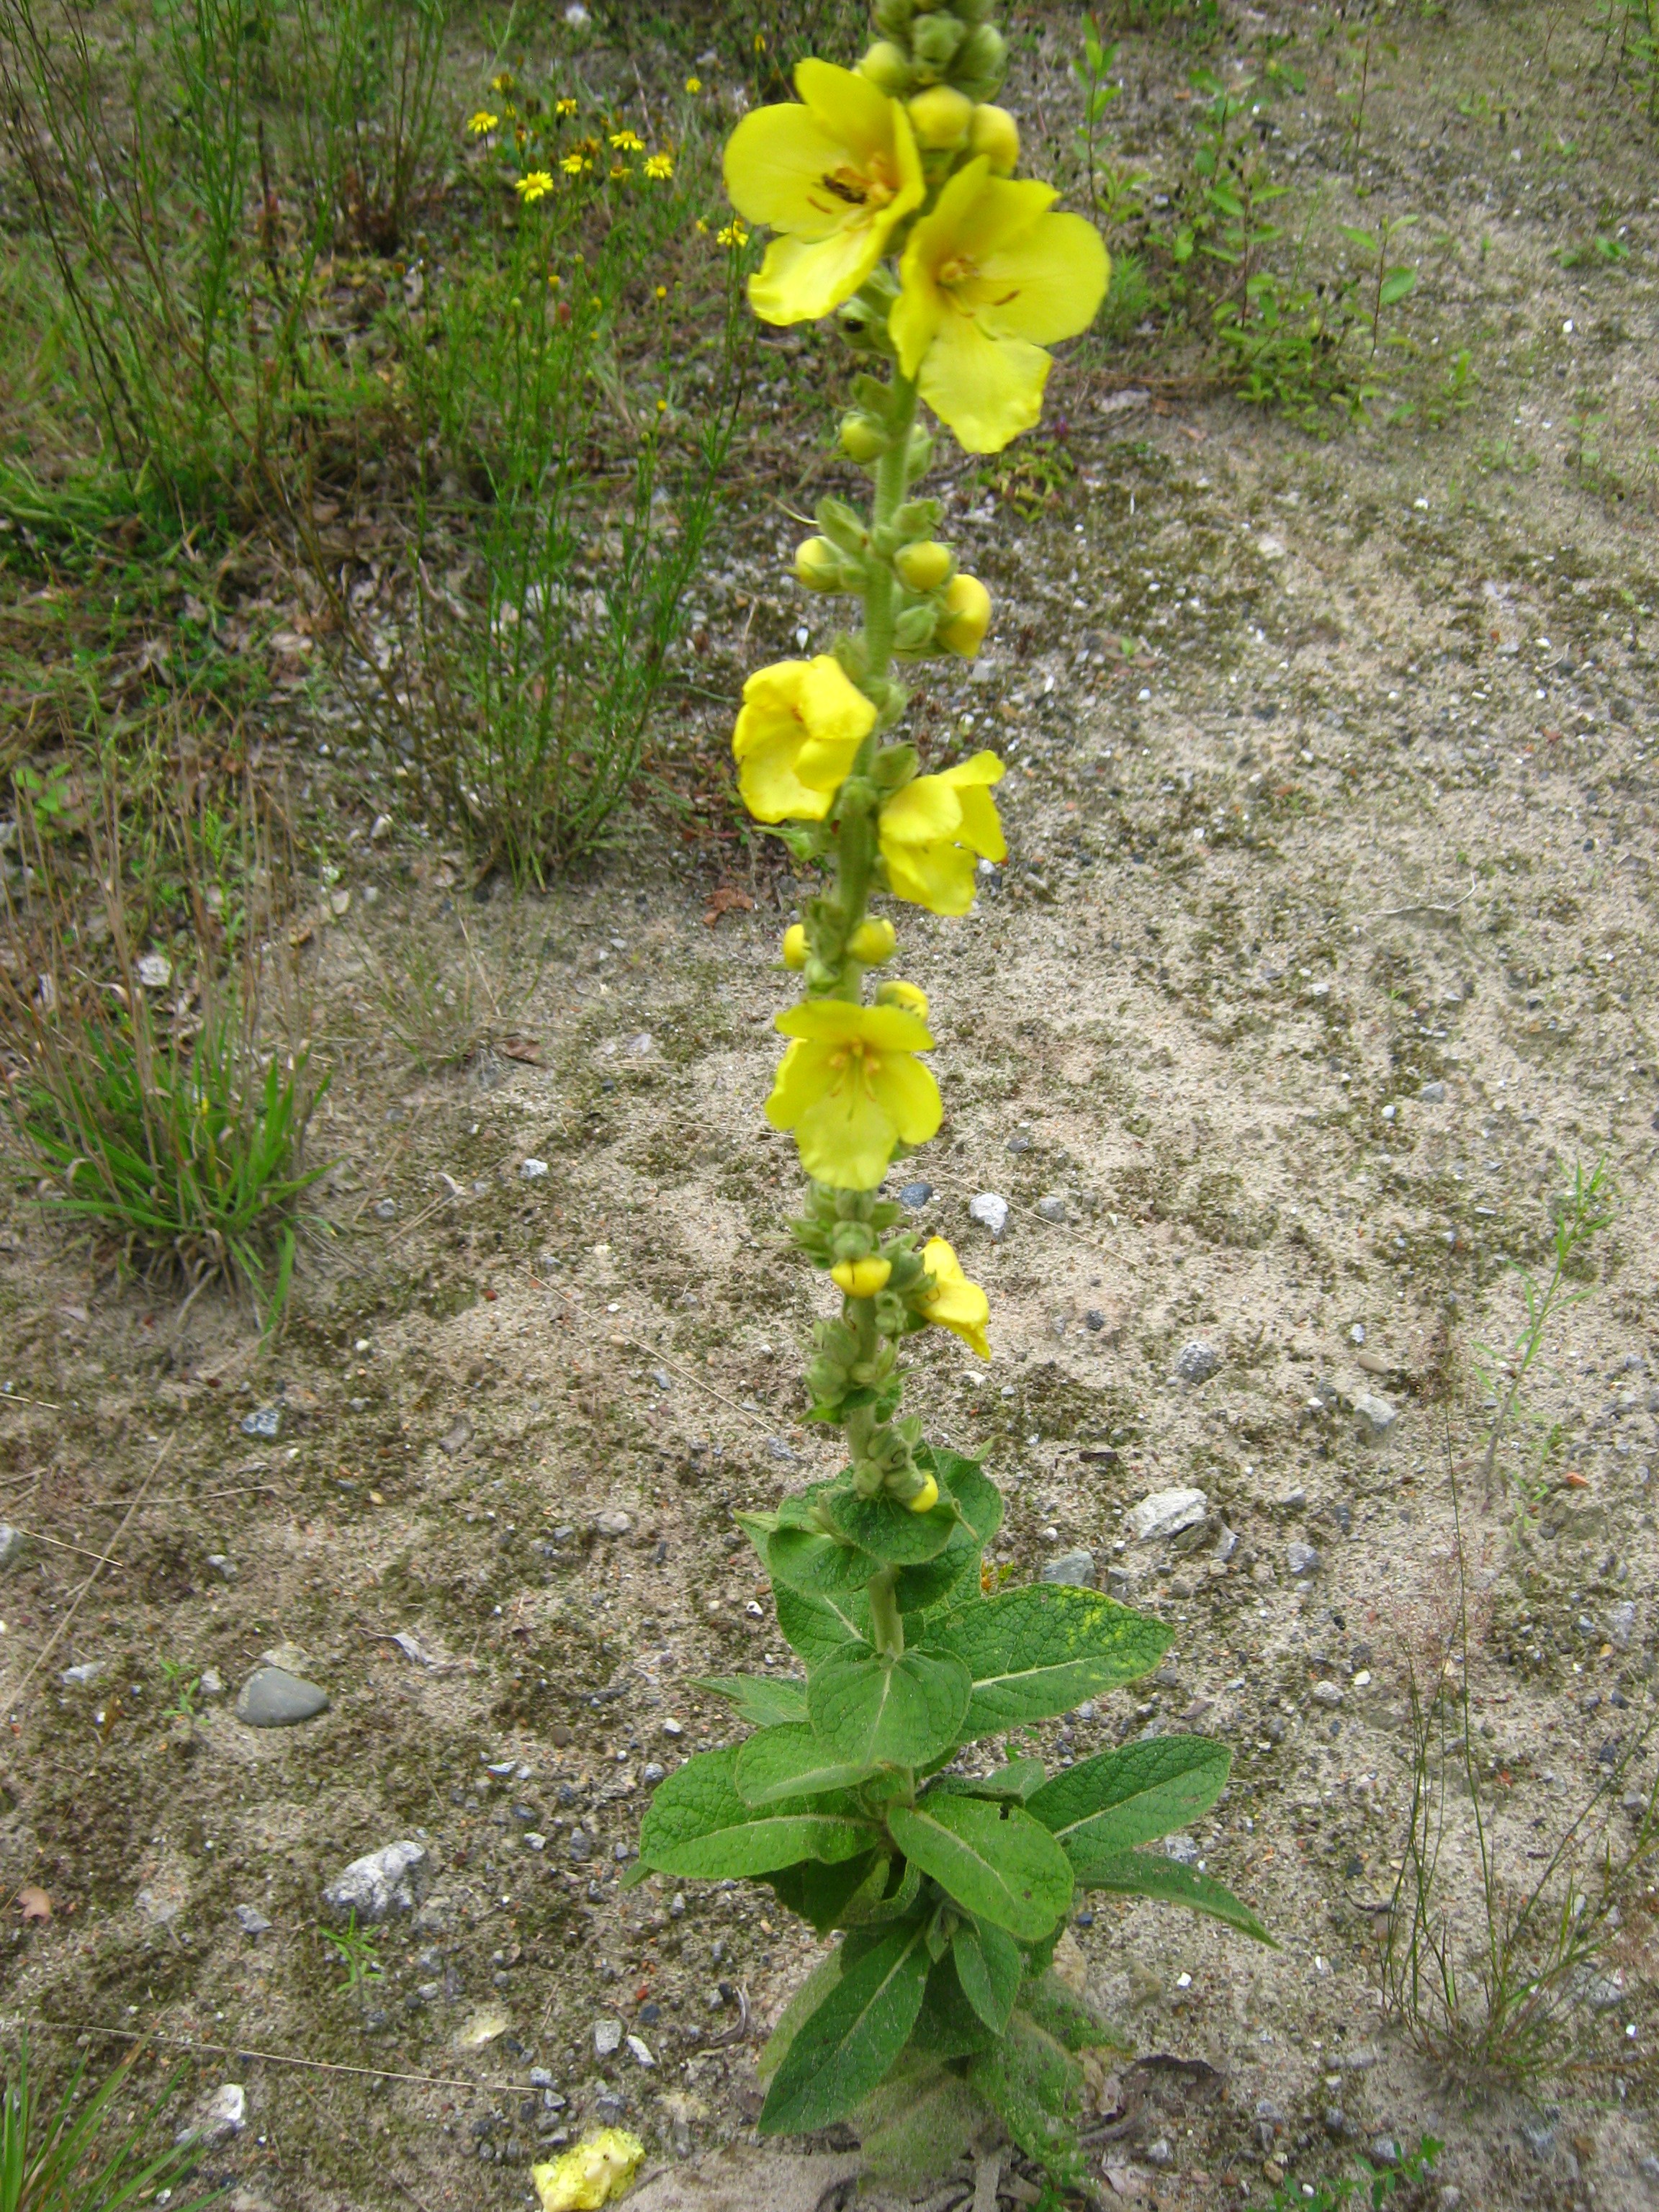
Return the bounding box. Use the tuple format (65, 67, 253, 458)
(1, 2032, 222, 2212)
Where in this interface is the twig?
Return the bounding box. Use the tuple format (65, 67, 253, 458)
(704, 1984, 750, 2049)
(0, 1392, 62, 1411)
(0, 1524, 125, 1568)
(1371, 876, 1478, 922)
(25, 2018, 556, 2096)
(0, 1434, 172, 1715)
(86, 1484, 289, 1509)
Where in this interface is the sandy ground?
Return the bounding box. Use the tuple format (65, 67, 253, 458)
(6, 4, 1659, 2208)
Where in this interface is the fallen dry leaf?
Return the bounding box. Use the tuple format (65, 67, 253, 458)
(17, 1885, 52, 1924)
(703, 886, 755, 928)
(498, 1036, 543, 1064)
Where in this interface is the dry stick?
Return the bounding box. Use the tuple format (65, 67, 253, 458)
(0, 1392, 62, 1411)
(1, 1525, 127, 1568)
(29, 2019, 554, 2097)
(80, 1484, 289, 1510)
(0, 1435, 173, 1715)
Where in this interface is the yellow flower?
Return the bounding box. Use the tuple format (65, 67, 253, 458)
(831, 1255, 891, 1298)
(878, 751, 1006, 915)
(717, 218, 750, 248)
(915, 1236, 991, 1359)
(848, 916, 896, 963)
(685, 76, 703, 94)
(610, 129, 645, 153)
(533, 2127, 646, 2211)
(905, 1471, 940, 1514)
(645, 151, 673, 179)
(556, 96, 578, 117)
(724, 59, 923, 325)
(766, 1000, 941, 1191)
(611, 163, 631, 181)
(892, 158, 1108, 454)
(731, 656, 875, 823)
(937, 572, 992, 657)
(560, 150, 592, 175)
(490, 71, 515, 94)
(876, 978, 928, 1018)
(782, 923, 809, 969)
(468, 110, 499, 135)
(516, 170, 555, 202)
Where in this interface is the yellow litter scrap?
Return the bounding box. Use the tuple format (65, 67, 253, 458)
(532, 2128, 647, 2211)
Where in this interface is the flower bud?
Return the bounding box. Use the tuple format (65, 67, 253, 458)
(911, 12, 963, 69)
(877, 979, 929, 1018)
(870, 742, 917, 791)
(839, 413, 889, 469)
(937, 571, 992, 657)
(903, 1470, 940, 1514)
(904, 427, 934, 480)
(781, 923, 809, 969)
(858, 39, 913, 95)
(873, 0, 914, 32)
(952, 22, 1007, 94)
(969, 102, 1019, 174)
(831, 1255, 893, 1298)
(894, 539, 953, 593)
(816, 495, 869, 557)
(849, 917, 897, 964)
(793, 535, 845, 591)
(907, 83, 974, 148)
(892, 602, 939, 653)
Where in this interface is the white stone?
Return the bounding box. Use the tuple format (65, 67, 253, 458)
(1352, 1389, 1398, 1436)
(1609, 1601, 1637, 1648)
(521, 1157, 549, 1179)
(1125, 1488, 1209, 1545)
(176, 2083, 246, 2148)
(1310, 1681, 1344, 1709)
(323, 1840, 427, 1923)
(968, 1192, 1010, 1239)
(135, 952, 172, 989)
(593, 2017, 624, 2058)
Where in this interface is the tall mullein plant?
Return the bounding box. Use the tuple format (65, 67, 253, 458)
(631, 3, 1271, 2188)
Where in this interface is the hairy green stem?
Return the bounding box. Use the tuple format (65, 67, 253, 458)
(866, 1564, 904, 1658)
(860, 373, 918, 682)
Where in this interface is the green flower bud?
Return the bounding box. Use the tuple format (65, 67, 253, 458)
(815, 496, 868, 557)
(830, 1221, 878, 1263)
(954, 0, 994, 20)
(873, 0, 914, 30)
(894, 539, 954, 592)
(904, 427, 935, 480)
(951, 22, 1006, 91)
(911, 12, 963, 69)
(892, 497, 943, 537)
(858, 39, 913, 95)
(794, 535, 847, 590)
(836, 293, 896, 356)
(893, 602, 940, 653)
(871, 742, 918, 791)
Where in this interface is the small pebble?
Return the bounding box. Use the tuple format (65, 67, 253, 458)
(1035, 1192, 1067, 1223)
(235, 1666, 329, 1728)
(1172, 1339, 1220, 1384)
(593, 2018, 624, 2059)
(60, 1662, 105, 1687)
(374, 1198, 397, 1220)
(0, 1525, 24, 1568)
(521, 1158, 549, 1180)
(1040, 1549, 1096, 1588)
(234, 1904, 272, 1935)
(1419, 1080, 1446, 1103)
(968, 1191, 1010, 1239)
(240, 1406, 281, 1439)
(594, 1510, 631, 1537)
(1287, 1541, 1321, 1577)
(899, 1179, 933, 1209)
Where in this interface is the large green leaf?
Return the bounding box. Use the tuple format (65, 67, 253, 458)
(1026, 1735, 1232, 1852)
(769, 1523, 879, 1598)
(759, 1920, 932, 2134)
(886, 1796, 1073, 1941)
(757, 1947, 845, 2082)
(894, 1452, 1003, 1614)
(852, 2059, 984, 2194)
(809, 1644, 970, 1768)
(765, 1851, 883, 1935)
(923, 1586, 1170, 1735)
(929, 1756, 1047, 1804)
(965, 2008, 1088, 2188)
(694, 1673, 809, 1727)
(1066, 1843, 1274, 1943)
(909, 1947, 996, 2058)
(637, 1746, 875, 1880)
(844, 1853, 922, 1927)
(735, 1723, 884, 1806)
(1019, 1969, 1130, 2055)
(774, 1580, 870, 1664)
(951, 1917, 1022, 2035)
(822, 1480, 962, 1565)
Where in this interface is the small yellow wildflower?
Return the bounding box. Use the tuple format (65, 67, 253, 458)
(467, 110, 499, 135)
(516, 170, 554, 203)
(654, 284, 668, 299)
(694, 216, 709, 235)
(556, 96, 578, 117)
(490, 70, 515, 94)
(560, 150, 591, 175)
(685, 76, 702, 94)
(754, 30, 766, 51)
(609, 128, 644, 153)
(644, 150, 673, 179)
(610, 163, 631, 180)
(717, 218, 750, 248)
(914, 1237, 991, 1359)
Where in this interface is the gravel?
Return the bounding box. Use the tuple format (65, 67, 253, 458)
(1172, 1339, 1220, 1384)
(323, 1840, 428, 1923)
(1125, 1487, 1209, 1544)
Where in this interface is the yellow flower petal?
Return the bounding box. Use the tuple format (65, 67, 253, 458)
(534, 2127, 646, 2210)
(723, 60, 922, 325)
(878, 754, 1005, 914)
(917, 1236, 992, 1359)
(731, 657, 874, 823)
(765, 999, 940, 1190)
(831, 1255, 892, 1297)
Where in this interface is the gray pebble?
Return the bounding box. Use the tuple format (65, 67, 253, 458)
(60, 1661, 105, 1687)
(1145, 2139, 1172, 2167)
(1040, 1549, 1097, 1588)
(323, 1840, 428, 1923)
(199, 1668, 225, 1699)
(1172, 1339, 1220, 1384)
(236, 1665, 329, 1727)
(1609, 1600, 1637, 1647)
(1287, 1541, 1321, 1577)
(568, 1829, 593, 1862)
(1370, 2136, 1401, 2167)
(1084, 1309, 1105, 1332)
(593, 2018, 624, 2059)
(1126, 1487, 1209, 1545)
(643, 1763, 665, 1784)
(1310, 1681, 1344, 1709)
(1419, 1080, 1446, 1103)
(765, 1438, 800, 1462)
(1035, 1192, 1067, 1223)
(968, 1192, 1010, 1239)
(205, 1553, 236, 1580)
(1163, 1836, 1198, 1864)
(593, 1510, 631, 1537)
(1324, 2108, 1348, 2137)
(240, 1406, 281, 1439)
(0, 1524, 24, 1568)
(899, 1180, 933, 1210)
(1520, 2121, 1555, 2157)
(1352, 1389, 1398, 1437)
(234, 1904, 272, 1934)
(374, 1198, 397, 1220)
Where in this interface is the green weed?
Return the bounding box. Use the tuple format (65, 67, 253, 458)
(1250, 2135, 1441, 2212)
(320, 1910, 384, 1993)
(0, 2031, 220, 2212)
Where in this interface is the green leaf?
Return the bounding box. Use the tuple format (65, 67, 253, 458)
(769, 1523, 880, 1598)
(966, 2009, 1088, 2188)
(1020, 1969, 1130, 2055)
(930, 1447, 1003, 1540)
(929, 1756, 1047, 1804)
(767, 1851, 884, 1936)
(809, 1644, 970, 1768)
(693, 1674, 808, 1727)
(1026, 1736, 1231, 1852)
(852, 2059, 984, 2193)
(892, 1448, 1002, 1614)
(951, 1917, 1022, 2034)
(923, 1586, 1171, 1735)
(637, 1746, 876, 1880)
(775, 1580, 870, 1664)
(759, 1920, 932, 2134)
(736, 1723, 885, 1806)
(893, 1524, 982, 1615)
(1066, 1844, 1274, 1943)
(1339, 224, 1379, 253)
(732, 1509, 778, 1568)
(1379, 266, 1418, 306)
(909, 1947, 996, 2058)
(886, 1797, 1074, 1941)
(823, 1480, 961, 1564)
(757, 1946, 845, 2081)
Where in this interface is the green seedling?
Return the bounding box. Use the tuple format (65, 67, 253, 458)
(1251, 2135, 1442, 2211)
(1337, 213, 1419, 354)
(321, 1910, 384, 1993)
(156, 1659, 199, 1720)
